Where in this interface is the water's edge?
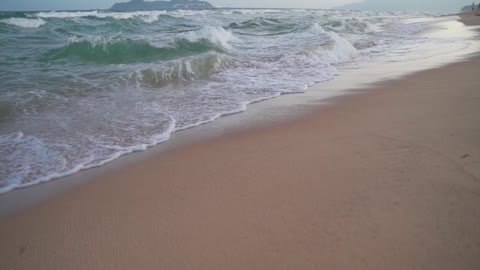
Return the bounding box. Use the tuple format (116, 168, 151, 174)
(2, 12, 480, 218)
(0, 34, 478, 219)
(2, 9, 478, 193)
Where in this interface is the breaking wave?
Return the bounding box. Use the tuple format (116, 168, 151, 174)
(34, 10, 169, 23)
(321, 17, 375, 33)
(44, 37, 216, 64)
(134, 53, 235, 88)
(44, 27, 235, 64)
(0, 17, 46, 28)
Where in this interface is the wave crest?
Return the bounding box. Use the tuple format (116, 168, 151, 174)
(295, 24, 358, 65)
(0, 18, 46, 28)
(135, 53, 235, 88)
(321, 17, 375, 33)
(178, 26, 236, 50)
(228, 18, 299, 36)
(43, 35, 226, 64)
(34, 10, 169, 23)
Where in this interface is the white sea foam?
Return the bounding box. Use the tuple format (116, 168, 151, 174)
(227, 9, 283, 15)
(0, 18, 46, 28)
(318, 26, 358, 64)
(179, 26, 237, 49)
(34, 10, 167, 23)
(385, 21, 425, 35)
(0, 117, 177, 194)
(140, 13, 161, 23)
(301, 23, 358, 64)
(35, 10, 100, 18)
(66, 35, 118, 47)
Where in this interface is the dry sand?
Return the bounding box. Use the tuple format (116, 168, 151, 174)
(1, 17, 480, 270)
(459, 11, 480, 25)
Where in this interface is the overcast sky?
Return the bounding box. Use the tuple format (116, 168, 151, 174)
(0, 0, 470, 12)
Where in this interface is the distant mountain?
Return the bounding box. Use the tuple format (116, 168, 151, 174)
(336, 0, 471, 13)
(110, 0, 214, 11)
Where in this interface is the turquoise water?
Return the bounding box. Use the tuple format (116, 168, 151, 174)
(0, 9, 476, 193)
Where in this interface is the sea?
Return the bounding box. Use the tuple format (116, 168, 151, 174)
(0, 8, 478, 193)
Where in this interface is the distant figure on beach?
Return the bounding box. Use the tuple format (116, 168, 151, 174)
(473, 2, 476, 11)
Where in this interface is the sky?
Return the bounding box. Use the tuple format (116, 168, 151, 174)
(0, 0, 470, 12)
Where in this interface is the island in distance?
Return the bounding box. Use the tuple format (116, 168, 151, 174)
(110, 0, 215, 11)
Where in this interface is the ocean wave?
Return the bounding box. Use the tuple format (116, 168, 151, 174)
(287, 24, 358, 66)
(318, 31, 358, 64)
(228, 20, 262, 29)
(0, 12, 28, 20)
(321, 17, 375, 33)
(178, 26, 236, 50)
(135, 53, 235, 88)
(0, 18, 46, 28)
(35, 10, 100, 18)
(34, 10, 169, 23)
(224, 9, 284, 15)
(228, 17, 283, 29)
(43, 34, 226, 64)
(227, 17, 299, 36)
(311, 24, 358, 64)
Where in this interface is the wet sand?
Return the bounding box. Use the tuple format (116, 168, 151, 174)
(1, 15, 480, 270)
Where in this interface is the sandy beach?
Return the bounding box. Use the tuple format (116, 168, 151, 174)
(1, 16, 480, 270)
(459, 11, 480, 25)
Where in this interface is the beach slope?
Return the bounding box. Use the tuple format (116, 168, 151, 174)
(1, 26, 480, 270)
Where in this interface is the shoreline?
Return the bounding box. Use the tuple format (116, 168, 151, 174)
(1, 28, 480, 270)
(1, 15, 478, 218)
(0, 14, 479, 270)
(1, 54, 477, 219)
